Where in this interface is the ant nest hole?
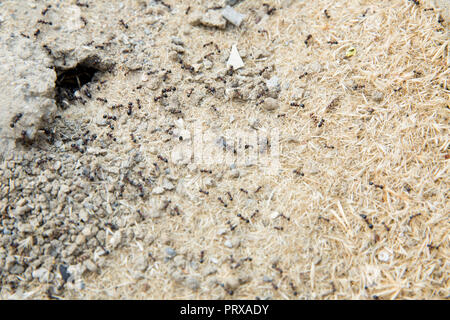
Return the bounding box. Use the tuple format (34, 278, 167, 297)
(54, 56, 112, 109)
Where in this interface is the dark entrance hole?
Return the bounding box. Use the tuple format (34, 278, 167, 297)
(55, 64, 100, 108)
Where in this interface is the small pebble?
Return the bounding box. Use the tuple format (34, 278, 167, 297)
(204, 177, 216, 188)
(224, 277, 240, 290)
(135, 255, 148, 272)
(152, 186, 165, 195)
(270, 211, 280, 219)
(84, 259, 98, 273)
(229, 169, 240, 178)
(53, 161, 62, 171)
(165, 247, 177, 258)
(202, 266, 217, 277)
(377, 249, 391, 263)
(372, 91, 384, 102)
(162, 179, 175, 191)
(262, 97, 279, 111)
(222, 6, 246, 27)
(171, 37, 184, 46)
(185, 276, 200, 291)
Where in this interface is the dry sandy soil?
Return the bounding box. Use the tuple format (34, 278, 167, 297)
(0, 0, 448, 299)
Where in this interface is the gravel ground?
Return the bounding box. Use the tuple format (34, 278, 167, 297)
(0, 0, 449, 299)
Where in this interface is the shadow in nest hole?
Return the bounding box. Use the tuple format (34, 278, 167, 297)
(55, 63, 101, 109)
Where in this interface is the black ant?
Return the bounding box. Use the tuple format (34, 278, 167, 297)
(119, 19, 129, 29)
(287, 281, 298, 296)
(84, 88, 91, 99)
(237, 214, 250, 223)
(76, 1, 89, 7)
(263, 4, 276, 15)
(299, 72, 308, 79)
(293, 169, 304, 176)
(272, 263, 283, 275)
(359, 214, 373, 229)
(42, 5, 52, 15)
(10, 113, 23, 128)
(157, 155, 168, 163)
(127, 102, 133, 115)
(305, 34, 312, 46)
(369, 181, 384, 189)
(290, 102, 305, 108)
(37, 19, 52, 25)
(408, 213, 421, 225)
(218, 197, 227, 207)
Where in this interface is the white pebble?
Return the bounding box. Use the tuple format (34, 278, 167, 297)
(162, 179, 175, 191)
(262, 97, 279, 111)
(224, 277, 240, 290)
(109, 231, 123, 249)
(270, 211, 280, 219)
(227, 44, 244, 70)
(222, 6, 246, 27)
(377, 249, 392, 263)
(84, 259, 98, 273)
(372, 91, 384, 102)
(152, 186, 165, 195)
(185, 276, 200, 291)
(217, 228, 228, 235)
(229, 169, 240, 178)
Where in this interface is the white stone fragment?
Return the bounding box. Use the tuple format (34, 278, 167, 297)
(222, 6, 246, 27)
(152, 186, 166, 195)
(270, 211, 280, 219)
(262, 97, 279, 111)
(377, 249, 392, 263)
(266, 76, 280, 91)
(227, 45, 244, 70)
(109, 231, 123, 249)
(174, 118, 185, 129)
(162, 178, 175, 191)
(32, 268, 53, 283)
(217, 228, 228, 235)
